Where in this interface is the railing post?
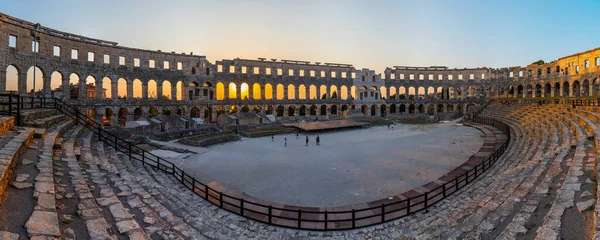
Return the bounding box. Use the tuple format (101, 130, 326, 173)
(351, 209, 356, 228)
(442, 183, 446, 198)
(424, 192, 428, 209)
(8, 93, 12, 115)
(240, 198, 244, 216)
(380, 204, 385, 222)
(142, 151, 145, 165)
(128, 143, 132, 160)
(204, 185, 208, 199)
(466, 171, 470, 184)
(268, 206, 272, 224)
(157, 157, 160, 170)
(455, 177, 459, 190)
(297, 209, 302, 228)
(407, 199, 411, 215)
(324, 210, 328, 230)
(219, 192, 223, 208)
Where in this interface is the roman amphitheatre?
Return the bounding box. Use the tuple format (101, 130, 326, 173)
(0, 10, 599, 240)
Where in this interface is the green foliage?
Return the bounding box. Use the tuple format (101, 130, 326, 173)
(331, 91, 337, 99)
(532, 60, 545, 65)
(321, 93, 327, 99)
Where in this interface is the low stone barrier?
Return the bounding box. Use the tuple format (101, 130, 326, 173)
(0, 127, 35, 202)
(179, 133, 241, 147)
(0, 116, 15, 136)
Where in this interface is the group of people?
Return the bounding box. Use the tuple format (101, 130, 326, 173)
(274, 132, 320, 147)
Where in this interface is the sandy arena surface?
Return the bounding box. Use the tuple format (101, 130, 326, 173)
(170, 121, 484, 207)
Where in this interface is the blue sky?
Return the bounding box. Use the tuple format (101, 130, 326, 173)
(2, 0, 600, 73)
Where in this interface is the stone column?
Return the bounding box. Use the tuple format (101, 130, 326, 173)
(142, 82, 148, 99)
(171, 86, 177, 101)
(589, 83, 594, 96)
(43, 76, 51, 97)
(127, 82, 134, 99)
(261, 86, 265, 100)
(79, 80, 87, 99)
(181, 83, 187, 100)
(111, 81, 118, 100)
(18, 73, 27, 95)
(96, 79, 103, 100)
(248, 87, 253, 101)
(551, 85, 555, 97)
(236, 84, 241, 100)
(0, 70, 6, 93)
(157, 83, 163, 100)
(62, 77, 70, 100)
(224, 84, 229, 100)
(568, 83, 573, 97)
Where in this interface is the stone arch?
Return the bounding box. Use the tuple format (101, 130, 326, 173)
(437, 104, 444, 112)
(320, 105, 327, 116)
(583, 79, 590, 96)
(5, 64, 20, 92)
(134, 107, 143, 120)
(229, 106, 238, 114)
(331, 105, 338, 115)
(99, 77, 111, 99)
(216, 106, 225, 117)
(50, 71, 63, 97)
(309, 85, 318, 100)
(240, 83, 249, 100)
(370, 105, 376, 116)
(390, 104, 397, 114)
(572, 80, 581, 97)
(133, 79, 143, 99)
(103, 108, 114, 126)
(535, 83, 542, 98)
(162, 80, 172, 100)
(299, 105, 307, 116)
(408, 87, 416, 100)
(379, 86, 387, 99)
(252, 83, 261, 100)
(148, 107, 159, 117)
(399, 86, 406, 99)
(320, 85, 327, 100)
(380, 104, 387, 117)
(288, 105, 296, 116)
(418, 104, 425, 113)
(265, 84, 273, 100)
(228, 82, 237, 99)
(147, 79, 158, 99)
(427, 86, 435, 99)
(361, 105, 368, 116)
(408, 104, 415, 113)
(299, 84, 307, 100)
(350, 86, 357, 100)
(341, 104, 348, 114)
(253, 105, 262, 113)
(340, 85, 348, 100)
(517, 85, 523, 98)
(417, 87, 425, 99)
(287, 84, 296, 100)
(162, 107, 172, 116)
(216, 82, 225, 100)
(310, 105, 317, 116)
(276, 105, 284, 117)
(117, 78, 128, 99)
(176, 107, 185, 116)
(562, 81, 570, 97)
(26, 66, 44, 94)
(118, 108, 128, 126)
(276, 84, 284, 100)
(526, 84, 532, 98)
(330, 85, 338, 99)
(190, 106, 201, 118)
(389, 86, 397, 99)
(399, 104, 406, 113)
(544, 83, 552, 97)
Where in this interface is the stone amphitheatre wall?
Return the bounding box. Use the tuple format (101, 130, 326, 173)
(0, 12, 599, 126)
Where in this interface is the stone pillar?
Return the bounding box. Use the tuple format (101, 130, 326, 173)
(96, 79, 103, 100)
(261, 87, 265, 100)
(348, 88, 352, 100)
(79, 80, 87, 99)
(236, 84, 241, 100)
(0, 70, 6, 93)
(157, 83, 163, 100)
(551, 85, 555, 97)
(181, 83, 187, 101)
(530, 87, 535, 98)
(142, 83, 148, 99)
(62, 77, 70, 100)
(171, 86, 177, 101)
(111, 81, 118, 100)
(127, 82, 134, 99)
(224, 85, 229, 99)
(18, 73, 27, 95)
(248, 87, 253, 101)
(589, 83, 594, 96)
(43, 76, 51, 97)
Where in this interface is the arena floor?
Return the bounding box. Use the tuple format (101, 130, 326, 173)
(176, 121, 484, 207)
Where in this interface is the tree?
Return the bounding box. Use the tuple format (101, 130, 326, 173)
(321, 93, 327, 99)
(331, 91, 337, 99)
(532, 60, 545, 65)
(161, 95, 170, 100)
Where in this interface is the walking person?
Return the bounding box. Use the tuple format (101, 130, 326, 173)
(296, 131, 299, 139)
(272, 135, 274, 142)
(284, 138, 287, 147)
(305, 136, 309, 147)
(316, 135, 320, 146)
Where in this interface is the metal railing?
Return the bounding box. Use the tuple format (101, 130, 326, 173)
(0, 94, 511, 230)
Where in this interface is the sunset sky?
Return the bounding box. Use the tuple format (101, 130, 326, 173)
(3, 0, 600, 97)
